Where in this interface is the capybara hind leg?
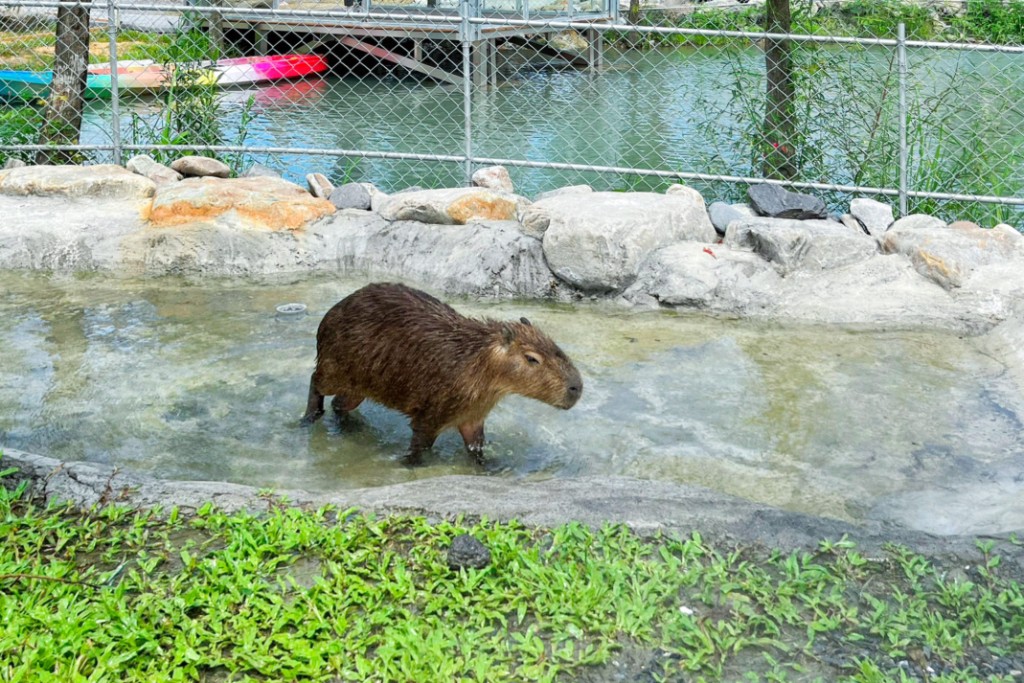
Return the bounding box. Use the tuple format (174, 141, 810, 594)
(300, 375, 325, 425)
(458, 422, 486, 465)
(331, 394, 364, 417)
(404, 425, 438, 466)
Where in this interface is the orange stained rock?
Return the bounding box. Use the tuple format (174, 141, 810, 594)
(148, 176, 334, 231)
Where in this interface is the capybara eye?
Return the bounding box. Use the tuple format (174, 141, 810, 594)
(525, 353, 541, 365)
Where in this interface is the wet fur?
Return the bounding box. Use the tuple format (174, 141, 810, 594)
(302, 282, 583, 464)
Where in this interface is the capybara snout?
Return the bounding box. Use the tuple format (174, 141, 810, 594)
(302, 282, 582, 464)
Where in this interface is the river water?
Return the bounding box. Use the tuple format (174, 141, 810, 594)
(73, 42, 1024, 204)
(2, 272, 1023, 534)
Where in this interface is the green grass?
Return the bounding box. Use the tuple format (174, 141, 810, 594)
(2, 465, 1022, 682)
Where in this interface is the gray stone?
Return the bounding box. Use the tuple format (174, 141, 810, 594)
(306, 172, 333, 200)
(3, 158, 27, 169)
(993, 223, 1022, 239)
(170, 155, 231, 179)
(748, 183, 828, 220)
(534, 184, 592, 202)
(125, 154, 182, 185)
(330, 182, 372, 210)
(0, 164, 155, 199)
(541, 190, 716, 291)
(377, 187, 522, 225)
(724, 217, 879, 274)
(708, 201, 754, 236)
(850, 197, 895, 237)
(771, 254, 982, 332)
(447, 534, 492, 570)
(0, 195, 155, 271)
(471, 165, 514, 193)
(889, 213, 946, 232)
(241, 163, 282, 179)
(883, 219, 1023, 289)
(624, 242, 780, 312)
(313, 212, 563, 299)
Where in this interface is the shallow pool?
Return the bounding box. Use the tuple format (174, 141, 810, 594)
(2, 271, 1022, 533)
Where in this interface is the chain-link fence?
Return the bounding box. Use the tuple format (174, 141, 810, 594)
(1, 0, 1023, 225)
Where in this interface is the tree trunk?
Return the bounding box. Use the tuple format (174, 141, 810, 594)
(36, 0, 91, 165)
(762, 0, 797, 180)
(627, 0, 642, 49)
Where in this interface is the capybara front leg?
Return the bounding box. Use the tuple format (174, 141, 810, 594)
(300, 374, 324, 425)
(458, 422, 486, 465)
(405, 424, 438, 466)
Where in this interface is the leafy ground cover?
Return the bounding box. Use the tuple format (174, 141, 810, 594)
(1, 467, 1023, 683)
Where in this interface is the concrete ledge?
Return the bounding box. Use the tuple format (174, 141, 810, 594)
(4, 447, 1022, 564)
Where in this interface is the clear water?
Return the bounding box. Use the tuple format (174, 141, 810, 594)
(2, 271, 1023, 533)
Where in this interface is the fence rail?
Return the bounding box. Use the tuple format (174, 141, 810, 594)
(1, 0, 1023, 225)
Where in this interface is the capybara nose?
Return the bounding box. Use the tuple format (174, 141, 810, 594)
(564, 382, 582, 407)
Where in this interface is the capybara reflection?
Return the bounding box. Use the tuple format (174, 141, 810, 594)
(302, 282, 583, 464)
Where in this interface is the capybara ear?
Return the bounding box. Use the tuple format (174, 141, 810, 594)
(520, 317, 532, 326)
(501, 324, 516, 346)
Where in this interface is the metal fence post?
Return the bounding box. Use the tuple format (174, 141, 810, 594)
(898, 22, 908, 218)
(105, 0, 122, 166)
(461, 0, 473, 186)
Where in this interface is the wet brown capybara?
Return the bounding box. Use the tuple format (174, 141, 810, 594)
(301, 282, 583, 464)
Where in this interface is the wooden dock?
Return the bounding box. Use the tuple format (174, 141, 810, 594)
(206, 0, 614, 85)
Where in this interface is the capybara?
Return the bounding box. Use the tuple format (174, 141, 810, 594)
(302, 282, 583, 464)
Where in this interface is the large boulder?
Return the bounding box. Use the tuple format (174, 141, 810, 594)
(312, 213, 562, 299)
(376, 187, 523, 224)
(147, 176, 335, 231)
(724, 217, 879, 274)
(882, 218, 1023, 289)
(624, 242, 781, 312)
(771, 254, 983, 331)
(540, 190, 716, 291)
(0, 164, 155, 199)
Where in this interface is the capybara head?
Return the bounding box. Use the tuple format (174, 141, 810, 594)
(488, 317, 582, 410)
